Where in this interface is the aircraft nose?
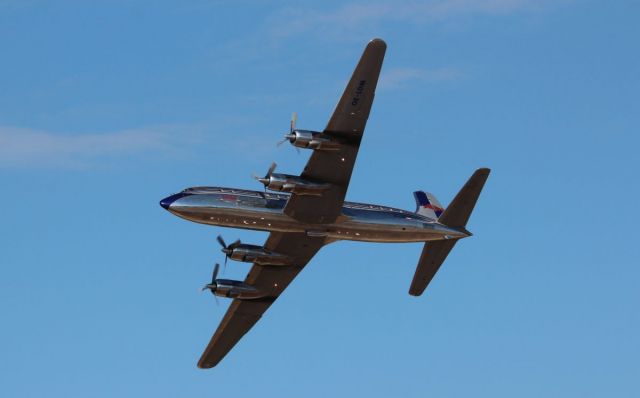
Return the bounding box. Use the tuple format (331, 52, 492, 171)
(159, 192, 194, 210)
(159, 192, 188, 210)
(159, 196, 172, 210)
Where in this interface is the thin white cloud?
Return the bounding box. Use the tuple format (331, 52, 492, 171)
(266, 0, 550, 40)
(0, 125, 202, 168)
(379, 67, 463, 90)
(0, 123, 288, 169)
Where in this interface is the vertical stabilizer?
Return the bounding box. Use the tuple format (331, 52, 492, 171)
(413, 191, 444, 220)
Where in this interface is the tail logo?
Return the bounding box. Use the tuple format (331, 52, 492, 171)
(423, 202, 444, 217)
(413, 191, 444, 218)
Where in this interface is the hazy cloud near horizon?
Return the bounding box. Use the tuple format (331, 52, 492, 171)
(0, 126, 202, 168)
(0, 124, 284, 169)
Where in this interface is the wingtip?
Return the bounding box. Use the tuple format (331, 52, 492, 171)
(369, 38, 387, 47)
(197, 361, 215, 369)
(476, 167, 491, 176)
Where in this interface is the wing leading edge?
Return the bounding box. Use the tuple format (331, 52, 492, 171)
(197, 232, 325, 368)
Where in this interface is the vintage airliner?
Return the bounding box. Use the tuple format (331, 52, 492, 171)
(160, 38, 490, 369)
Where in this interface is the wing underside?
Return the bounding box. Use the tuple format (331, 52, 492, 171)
(197, 39, 387, 368)
(283, 39, 386, 224)
(197, 232, 325, 368)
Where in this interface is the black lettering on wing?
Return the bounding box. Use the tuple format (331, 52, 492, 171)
(351, 80, 367, 107)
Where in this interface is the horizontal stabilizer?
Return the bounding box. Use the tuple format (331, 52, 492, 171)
(408, 240, 457, 296)
(408, 168, 490, 296)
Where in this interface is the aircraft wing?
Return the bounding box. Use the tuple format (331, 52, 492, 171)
(197, 232, 325, 368)
(283, 38, 386, 223)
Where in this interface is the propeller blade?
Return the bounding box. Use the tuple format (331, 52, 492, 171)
(277, 136, 289, 147)
(252, 172, 264, 182)
(201, 285, 219, 306)
(229, 239, 241, 249)
(290, 112, 298, 133)
(267, 162, 277, 177)
(212, 263, 220, 282)
(216, 235, 227, 249)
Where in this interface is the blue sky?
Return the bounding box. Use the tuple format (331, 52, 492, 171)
(1, 1, 639, 396)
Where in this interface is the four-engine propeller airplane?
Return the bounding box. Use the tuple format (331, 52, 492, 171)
(160, 38, 490, 369)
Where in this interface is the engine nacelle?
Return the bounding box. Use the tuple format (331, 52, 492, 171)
(210, 279, 267, 299)
(261, 173, 331, 196)
(202, 262, 268, 300)
(229, 244, 294, 266)
(287, 130, 341, 151)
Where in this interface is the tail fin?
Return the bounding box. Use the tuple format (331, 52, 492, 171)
(409, 168, 490, 296)
(413, 191, 444, 220)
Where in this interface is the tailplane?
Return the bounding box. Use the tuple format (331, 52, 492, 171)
(409, 168, 490, 296)
(438, 168, 491, 228)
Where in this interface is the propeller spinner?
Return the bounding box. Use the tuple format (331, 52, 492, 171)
(202, 263, 220, 293)
(253, 162, 277, 190)
(202, 263, 221, 305)
(217, 234, 241, 268)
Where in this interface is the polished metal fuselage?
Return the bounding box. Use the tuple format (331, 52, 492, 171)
(161, 187, 467, 242)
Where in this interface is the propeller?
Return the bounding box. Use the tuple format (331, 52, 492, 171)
(253, 162, 277, 190)
(277, 112, 299, 151)
(202, 263, 219, 292)
(217, 234, 241, 268)
(201, 263, 220, 305)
